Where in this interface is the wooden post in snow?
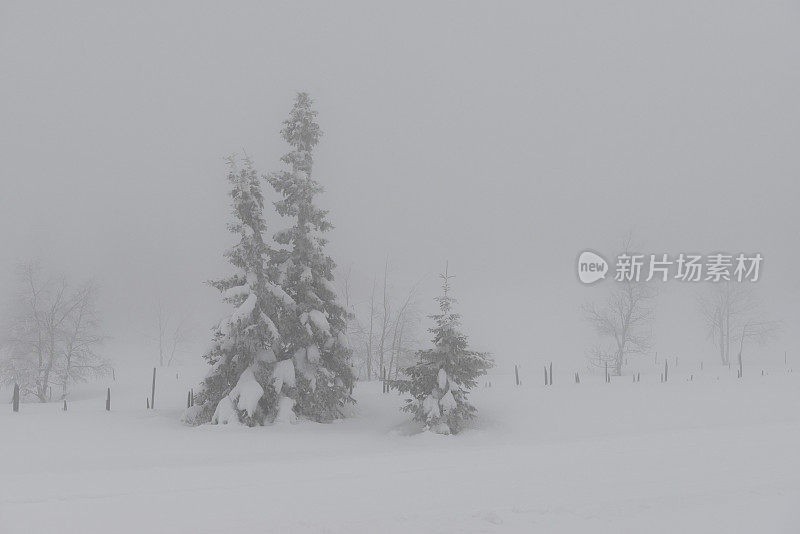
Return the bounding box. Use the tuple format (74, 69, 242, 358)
(515, 364, 520, 386)
(106, 388, 111, 411)
(549, 362, 553, 386)
(738, 350, 743, 379)
(151, 367, 156, 409)
(12, 383, 19, 412)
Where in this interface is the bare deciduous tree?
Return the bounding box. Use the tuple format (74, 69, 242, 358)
(387, 282, 421, 380)
(340, 261, 422, 382)
(337, 267, 375, 381)
(377, 259, 391, 379)
(364, 277, 377, 380)
(698, 282, 780, 368)
(338, 264, 368, 379)
(584, 279, 655, 376)
(1, 263, 108, 402)
(59, 280, 108, 394)
(583, 237, 655, 375)
(155, 300, 190, 367)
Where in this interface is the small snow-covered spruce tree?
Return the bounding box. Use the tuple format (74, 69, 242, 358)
(392, 267, 493, 434)
(184, 155, 286, 426)
(266, 92, 355, 422)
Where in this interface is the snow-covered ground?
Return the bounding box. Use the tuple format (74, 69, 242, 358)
(2, 362, 799, 533)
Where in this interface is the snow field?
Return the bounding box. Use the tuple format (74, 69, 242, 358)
(1, 362, 799, 533)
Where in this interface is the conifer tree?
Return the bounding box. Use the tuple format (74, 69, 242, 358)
(266, 92, 355, 421)
(184, 155, 289, 426)
(392, 266, 493, 434)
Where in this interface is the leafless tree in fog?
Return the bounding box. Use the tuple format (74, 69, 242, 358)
(584, 280, 655, 376)
(337, 268, 374, 381)
(377, 259, 391, 379)
(338, 265, 368, 378)
(59, 280, 108, 395)
(362, 277, 378, 380)
(1, 263, 108, 401)
(698, 282, 780, 368)
(343, 262, 422, 381)
(155, 300, 190, 367)
(386, 282, 422, 380)
(583, 237, 655, 376)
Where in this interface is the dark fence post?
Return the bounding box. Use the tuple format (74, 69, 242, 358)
(738, 351, 743, 379)
(151, 367, 156, 409)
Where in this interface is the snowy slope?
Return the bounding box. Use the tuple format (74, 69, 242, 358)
(1, 362, 799, 533)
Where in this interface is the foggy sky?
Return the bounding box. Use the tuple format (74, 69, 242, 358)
(1, 1, 798, 372)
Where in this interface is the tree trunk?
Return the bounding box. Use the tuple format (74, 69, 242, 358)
(724, 308, 732, 366)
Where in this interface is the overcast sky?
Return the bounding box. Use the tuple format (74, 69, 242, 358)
(1, 1, 798, 372)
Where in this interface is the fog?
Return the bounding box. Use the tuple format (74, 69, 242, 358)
(1, 1, 798, 371)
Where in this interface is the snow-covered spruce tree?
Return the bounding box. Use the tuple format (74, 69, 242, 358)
(183, 155, 289, 426)
(392, 268, 493, 434)
(266, 92, 355, 422)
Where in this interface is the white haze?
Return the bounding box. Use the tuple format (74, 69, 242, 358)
(1, 1, 798, 372)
